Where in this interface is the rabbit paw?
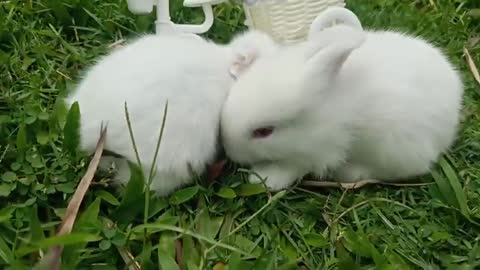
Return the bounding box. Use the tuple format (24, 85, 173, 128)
(333, 163, 371, 182)
(249, 164, 302, 191)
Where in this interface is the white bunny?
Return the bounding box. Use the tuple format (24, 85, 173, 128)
(65, 30, 278, 196)
(221, 24, 463, 191)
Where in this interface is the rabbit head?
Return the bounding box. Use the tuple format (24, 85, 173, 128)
(221, 25, 366, 165)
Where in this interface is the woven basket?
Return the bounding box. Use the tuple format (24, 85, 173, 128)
(243, 0, 345, 44)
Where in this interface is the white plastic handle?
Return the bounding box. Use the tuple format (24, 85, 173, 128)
(127, 0, 154, 14)
(169, 4, 214, 34)
(126, 0, 223, 34)
(183, 0, 226, 7)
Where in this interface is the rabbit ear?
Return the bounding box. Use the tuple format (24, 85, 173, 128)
(304, 25, 365, 81)
(229, 50, 258, 79)
(227, 30, 278, 79)
(308, 7, 363, 38)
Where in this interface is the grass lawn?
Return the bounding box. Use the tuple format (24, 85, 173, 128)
(1, 0, 480, 269)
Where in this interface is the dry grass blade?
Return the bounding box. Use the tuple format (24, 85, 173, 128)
(45, 126, 107, 270)
(108, 38, 126, 49)
(117, 246, 142, 270)
(464, 47, 480, 92)
(301, 179, 432, 190)
(175, 239, 184, 270)
(104, 218, 141, 270)
(58, 126, 107, 234)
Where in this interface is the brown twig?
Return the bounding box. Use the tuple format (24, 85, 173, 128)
(57, 127, 107, 235)
(175, 239, 184, 270)
(45, 126, 107, 270)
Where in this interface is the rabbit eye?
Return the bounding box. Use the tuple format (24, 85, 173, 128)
(252, 126, 274, 139)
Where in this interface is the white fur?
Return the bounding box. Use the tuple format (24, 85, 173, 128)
(221, 25, 463, 191)
(228, 30, 281, 78)
(65, 30, 277, 196)
(309, 7, 363, 38)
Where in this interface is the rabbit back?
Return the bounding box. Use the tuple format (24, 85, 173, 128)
(329, 30, 463, 180)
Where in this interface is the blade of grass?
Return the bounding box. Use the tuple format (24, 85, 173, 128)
(124, 102, 144, 169)
(145, 100, 168, 266)
(431, 169, 458, 207)
(145, 100, 168, 213)
(0, 235, 13, 264)
(133, 223, 253, 257)
(124, 100, 169, 256)
(62, 102, 81, 157)
(17, 233, 101, 257)
(201, 190, 287, 265)
(438, 157, 476, 224)
(332, 198, 415, 225)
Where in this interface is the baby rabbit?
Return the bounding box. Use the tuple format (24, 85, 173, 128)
(221, 25, 463, 191)
(65, 30, 278, 197)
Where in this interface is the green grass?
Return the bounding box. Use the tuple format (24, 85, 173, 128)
(1, 0, 480, 269)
